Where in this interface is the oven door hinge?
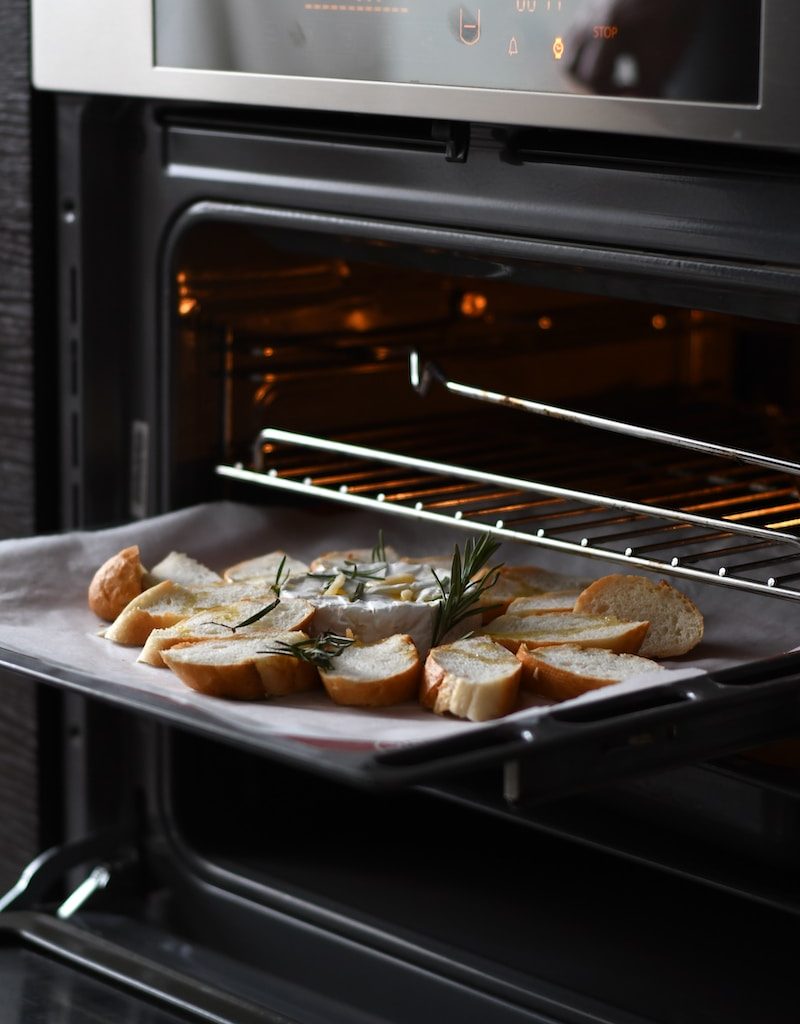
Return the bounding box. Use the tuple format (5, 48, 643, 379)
(432, 121, 470, 163)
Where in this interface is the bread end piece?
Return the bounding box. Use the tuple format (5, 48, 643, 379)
(574, 575, 703, 658)
(422, 636, 522, 722)
(88, 545, 147, 622)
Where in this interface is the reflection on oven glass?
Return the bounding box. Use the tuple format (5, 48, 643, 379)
(563, 0, 760, 103)
(154, 0, 760, 104)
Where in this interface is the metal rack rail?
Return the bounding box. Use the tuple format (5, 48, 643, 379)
(217, 359, 800, 600)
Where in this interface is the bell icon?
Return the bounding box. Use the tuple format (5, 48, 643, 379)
(508, 36, 519, 56)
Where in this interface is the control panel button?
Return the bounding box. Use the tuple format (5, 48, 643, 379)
(459, 7, 481, 45)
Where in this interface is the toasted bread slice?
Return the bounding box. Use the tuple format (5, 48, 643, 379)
(162, 631, 320, 699)
(104, 579, 282, 646)
(517, 643, 665, 702)
(421, 636, 522, 722)
(137, 597, 315, 667)
(476, 565, 596, 621)
(88, 545, 147, 622)
(482, 611, 649, 655)
(574, 575, 703, 658)
(506, 591, 583, 616)
(223, 550, 309, 584)
(319, 634, 421, 707)
(146, 551, 222, 587)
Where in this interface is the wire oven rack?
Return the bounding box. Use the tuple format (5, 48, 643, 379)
(217, 356, 800, 600)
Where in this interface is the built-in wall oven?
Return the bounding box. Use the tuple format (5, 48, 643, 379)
(3, 1, 800, 1020)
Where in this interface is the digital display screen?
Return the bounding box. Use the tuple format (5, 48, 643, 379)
(155, 0, 761, 105)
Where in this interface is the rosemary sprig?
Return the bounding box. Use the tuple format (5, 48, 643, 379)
(212, 558, 288, 632)
(211, 595, 281, 633)
(431, 534, 502, 647)
(371, 529, 387, 563)
(260, 632, 354, 670)
(309, 562, 388, 584)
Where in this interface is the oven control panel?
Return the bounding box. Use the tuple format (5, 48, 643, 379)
(154, 0, 760, 105)
(33, 0, 800, 151)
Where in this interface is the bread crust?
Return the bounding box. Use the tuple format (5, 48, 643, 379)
(165, 651, 268, 700)
(88, 545, 146, 622)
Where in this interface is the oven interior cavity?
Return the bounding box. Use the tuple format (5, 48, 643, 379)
(168, 219, 800, 601)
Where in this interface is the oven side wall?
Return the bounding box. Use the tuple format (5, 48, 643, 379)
(0, 0, 42, 891)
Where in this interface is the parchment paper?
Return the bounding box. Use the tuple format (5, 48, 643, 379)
(0, 501, 796, 748)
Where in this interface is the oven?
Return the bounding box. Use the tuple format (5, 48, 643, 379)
(3, 1, 800, 1020)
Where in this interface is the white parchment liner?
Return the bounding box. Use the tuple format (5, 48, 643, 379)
(0, 501, 796, 748)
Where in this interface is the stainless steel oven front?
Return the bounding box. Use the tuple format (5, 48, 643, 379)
(32, 0, 800, 151)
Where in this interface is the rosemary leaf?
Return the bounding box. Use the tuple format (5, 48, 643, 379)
(431, 534, 502, 648)
(270, 554, 289, 596)
(371, 529, 387, 564)
(212, 557, 290, 632)
(260, 632, 354, 671)
(230, 596, 281, 631)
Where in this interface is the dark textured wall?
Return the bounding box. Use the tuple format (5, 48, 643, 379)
(0, 0, 40, 891)
(0, 0, 35, 540)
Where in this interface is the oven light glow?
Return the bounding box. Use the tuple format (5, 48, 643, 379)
(178, 297, 198, 316)
(651, 314, 667, 330)
(460, 292, 488, 317)
(537, 316, 553, 330)
(346, 309, 371, 331)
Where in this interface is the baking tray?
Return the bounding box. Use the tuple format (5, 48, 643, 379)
(2, 501, 800, 798)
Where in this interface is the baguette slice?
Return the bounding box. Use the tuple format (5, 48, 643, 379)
(147, 551, 222, 587)
(477, 565, 596, 621)
(421, 636, 522, 722)
(506, 591, 583, 616)
(482, 611, 649, 655)
(223, 550, 309, 584)
(517, 643, 665, 702)
(138, 597, 315, 667)
(319, 634, 421, 707)
(574, 575, 703, 658)
(104, 579, 282, 646)
(88, 545, 147, 622)
(162, 631, 320, 700)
